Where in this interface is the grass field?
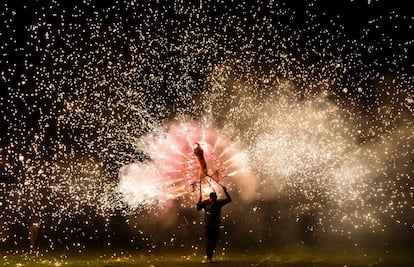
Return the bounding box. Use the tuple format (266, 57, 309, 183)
(1, 249, 413, 267)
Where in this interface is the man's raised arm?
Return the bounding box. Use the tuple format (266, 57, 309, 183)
(222, 186, 231, 205)
(196, 196, 203, 210)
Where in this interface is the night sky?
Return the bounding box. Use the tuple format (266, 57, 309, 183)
(0, 0, 413, 254)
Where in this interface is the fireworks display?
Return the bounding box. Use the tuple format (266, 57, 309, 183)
(0, 0, 413, 253)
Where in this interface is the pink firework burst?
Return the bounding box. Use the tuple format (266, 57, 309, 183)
(118, 120, 255, 209)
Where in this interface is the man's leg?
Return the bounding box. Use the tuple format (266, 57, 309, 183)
(205, 227, 213, 261)
(206, 227, 219, 262)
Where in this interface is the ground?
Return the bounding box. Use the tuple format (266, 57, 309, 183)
(1, 249, 413, 267)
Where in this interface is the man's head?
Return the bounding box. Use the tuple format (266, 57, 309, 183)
(209, 192, 217, 201)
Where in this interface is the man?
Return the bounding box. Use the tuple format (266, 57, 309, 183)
(197, 185, 232, 263)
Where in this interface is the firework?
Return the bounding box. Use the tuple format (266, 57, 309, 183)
(0, 0, 412, 250)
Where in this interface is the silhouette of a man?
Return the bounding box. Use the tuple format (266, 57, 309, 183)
(197, 185, 231, 263)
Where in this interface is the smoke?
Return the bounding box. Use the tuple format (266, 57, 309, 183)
(117, 66, 413, 245)
(118, 163, 168, 210)
(192, 69, 412, 243)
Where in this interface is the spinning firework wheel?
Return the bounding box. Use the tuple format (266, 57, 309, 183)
(184, 143, 226, 195)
